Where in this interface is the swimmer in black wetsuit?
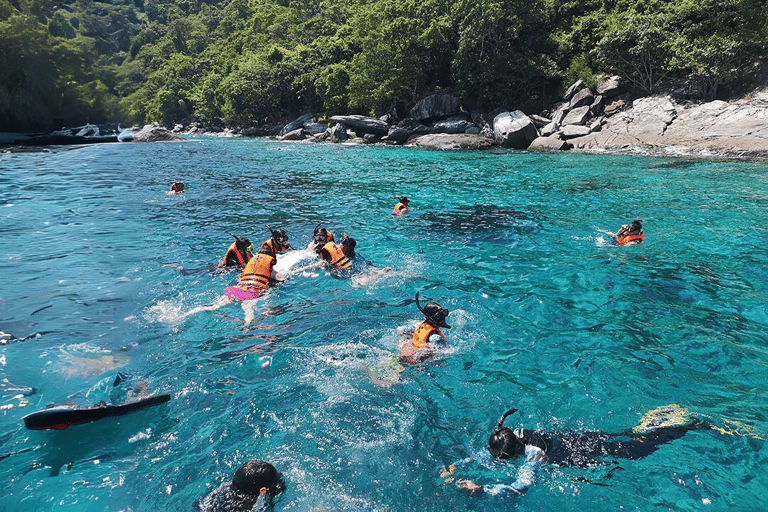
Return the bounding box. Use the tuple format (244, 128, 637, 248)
(445, 405, 717, 495)
(195, 460, 285, 512)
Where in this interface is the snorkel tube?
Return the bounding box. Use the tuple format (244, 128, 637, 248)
(415, 291, 451, 329)
(497, 408, 518, 430)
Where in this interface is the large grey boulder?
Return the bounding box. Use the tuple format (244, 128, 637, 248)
(280, 114, 314, 136)
(493, 111, 539, 149)
(569, 88, 594, 109)
(386, 118, 432, 143)
(564, 80, 583, 101)
(328, 122, 349, 143)
(560, 125, 592, 139)
(330, 115, 390, 136)
(279, 128, 309, 141)
(432, 118, 473, 134)
(409, 94, 460, 122)
(528, 114, 552, 128)
(528, 136, 571, 151)
(596, 75, 628, 99)
(406, 133, 495, 150)
(133, 124, 182, 142)
(561, 106, 591, 126)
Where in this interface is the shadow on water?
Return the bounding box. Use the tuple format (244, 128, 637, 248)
(416, 204, 543, 244)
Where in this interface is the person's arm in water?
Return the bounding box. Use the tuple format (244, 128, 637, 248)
(454, 445, 545, 496)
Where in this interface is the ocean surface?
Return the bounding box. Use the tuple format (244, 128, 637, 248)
(1, 138, 767, 511)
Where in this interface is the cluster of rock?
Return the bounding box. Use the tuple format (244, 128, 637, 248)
(277, 95, 498, 150)
(275, 76, 628, 151)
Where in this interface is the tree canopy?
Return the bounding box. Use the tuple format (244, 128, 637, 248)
(1, 0, 766, 132)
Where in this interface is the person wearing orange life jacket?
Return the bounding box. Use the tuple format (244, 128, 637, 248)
(316, 240, 352, 270)
(612, 219, 644, 246)
(228, 227, 289, 300)
(400, 292, 450, 364)
(392, 196, 410, 216)
(308, 223, 335, 251)
(220, 234, 253, 268)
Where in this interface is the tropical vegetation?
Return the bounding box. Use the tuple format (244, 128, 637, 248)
(1, 0, 766, 132)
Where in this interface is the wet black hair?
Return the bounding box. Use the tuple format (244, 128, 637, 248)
(629, 220, 642, 233)
(400, 196, 409, 205)
(415, 291, 450, 329)
(488, 408, 525, 459)
(232, 460, 285, 497)
(340, 234, 356, 250)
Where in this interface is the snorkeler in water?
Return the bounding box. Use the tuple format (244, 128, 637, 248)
(169, 182, 185, 194)
(444, 405, 717, 496)
(220, 234, 253, 269)
(392, 196, 410, 216)
(308, 223, 335, 252)
(194, 460, 285, 512)
(226, 227, 290, 301)
(399, 292, 449, 364)
(602, 219, 644, 245)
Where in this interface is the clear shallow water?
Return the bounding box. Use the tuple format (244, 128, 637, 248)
(1, 138, 767, 511)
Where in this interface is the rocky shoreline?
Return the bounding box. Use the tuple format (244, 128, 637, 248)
(4, 76, 768, 162)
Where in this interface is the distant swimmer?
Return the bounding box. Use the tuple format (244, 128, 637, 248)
(169, 182, 185, 194)
(220, 234, 253, 269)
(444, 405, 727, 496)
(399, 292, 449, 364)
(225, 227, 290, 302)
(194, 460, 285, 512)
(601, 219, 644, 245)
(392, 196, 410, 216)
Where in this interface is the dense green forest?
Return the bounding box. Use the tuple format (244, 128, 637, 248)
(1, 0, 766, 132)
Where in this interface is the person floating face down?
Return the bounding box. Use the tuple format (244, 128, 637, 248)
(613, 219, 644, 245)
(392, 196, 410, 216)
(220, 234, 253, 268)
(234, 227, 290, 296)
(194, 460, 285, 512)
(400, 292, 450, 364)
(315, 233, 354, 271)
(448, 406, 715, 496)
(308, 223, 335, 252)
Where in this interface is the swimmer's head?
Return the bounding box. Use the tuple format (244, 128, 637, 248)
(416, 291, 450, 329)
(630, 220, 642, 233)
(232, 460, 285, 497)
(170, 182, 185, 192)
(195, 460, 285, 511)
(400, 196, 409, 206)
(488, 408, 524, 459)
(232, 234, 252, 252)
(268, 226, 290, 251)
(313, 228, 328, 245)
(340, 234, 356, 256)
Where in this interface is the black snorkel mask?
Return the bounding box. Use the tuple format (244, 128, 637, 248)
(415, 291, 451, 329)
(266, 225, 291, 251)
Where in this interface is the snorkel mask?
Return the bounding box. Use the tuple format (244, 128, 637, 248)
(231, 233, 253, 253)
(266, 225, 290, 251)
(415, 291, 451, 329)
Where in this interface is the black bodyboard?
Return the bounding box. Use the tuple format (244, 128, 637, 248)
(23, 394, 171, 431)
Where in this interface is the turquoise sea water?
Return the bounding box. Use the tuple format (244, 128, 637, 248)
(1, 138, 768, 511)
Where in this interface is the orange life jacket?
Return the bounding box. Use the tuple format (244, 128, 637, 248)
(321, 242, 351, 269)
(616, 232, 644, 246)
(400, 321, 445, 363)
(221, 242, 251, 267)
(392, 202, 408, 215)
(237, 253, 275, 291)
(259, 238, 279, 257)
